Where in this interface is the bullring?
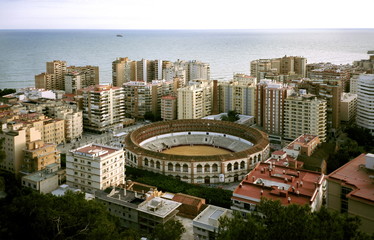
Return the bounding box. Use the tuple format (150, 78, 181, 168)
(125, 119, 270, 184)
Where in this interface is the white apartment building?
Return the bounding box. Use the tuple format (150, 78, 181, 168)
(66, 144, 125, 193)
(79, 85, 125, 133)
(284, 92, 327, 142)
(193, 205, 233, 240)
(356, 74, 374, 135)
(177, 80, 213, 119)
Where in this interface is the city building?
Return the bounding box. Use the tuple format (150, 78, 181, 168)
(67, 65, 99, 87)
(64, 71, 84, 94)
(177, 80, 214, 119)
(283, 91, 327, 142)
(218, 75, 256, 116)
(66, 143, 125, 193)
(251, 56, 306, 81)
(0, 122, 41, 176)
(79, 85, 125, 133)
(193, 205, 233, 240)
(53, 107, 83, 143)
(326, 153, 374, 234)
(231, 162, 325, 214)
(95, 187, 181, 233)
(21, 163, 65, 194)
(35, 72, 56, 90)
(255, 79, 294, 137)
(353, 51, 374, 74)
(356, 74, 374, 135)
(35, 60, 99, 91)
(307, 64, 352, 91)
(161, 95, 177, 121)
(123, 80, 174, 120)
(42, 118, 65, 145)
(296, 79, 342, 134)
(340, 92, 357, 123)
(163, 59, 210, 82)
(112, 57, 136, 87)
(283, 134, 321, 159)
(21, 139, 60, 174)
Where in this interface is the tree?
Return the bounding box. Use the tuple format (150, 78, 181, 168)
(217, 199, 370, 240)
(151, 219, 185, 240)
(220, 110, 240, 122)
(0, 191, 121, 240)
(0, 88, 16, 97)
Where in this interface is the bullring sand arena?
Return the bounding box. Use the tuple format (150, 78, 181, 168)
(125, 119, 270, 183)
(162, 145, 232, 156)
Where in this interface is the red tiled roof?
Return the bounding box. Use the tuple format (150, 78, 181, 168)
(327, 154, 374, 203)
(233, 162, 324, 206)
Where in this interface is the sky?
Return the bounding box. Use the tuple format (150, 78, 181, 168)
(0, 0, 373, 29)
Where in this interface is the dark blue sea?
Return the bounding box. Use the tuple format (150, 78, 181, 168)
(0, 29, 373, 89)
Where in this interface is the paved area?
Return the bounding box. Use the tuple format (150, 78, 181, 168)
(175, 216, 194, 240)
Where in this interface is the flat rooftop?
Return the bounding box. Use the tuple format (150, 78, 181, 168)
(70, 143, 121, 158)
(328, 153, 374, 203)
(193, 205, 232, 231)
(232, 162, 324, 206)
(138, 197, 181, 218)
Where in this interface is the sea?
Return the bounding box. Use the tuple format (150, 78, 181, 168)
(0, 29, 373, 89)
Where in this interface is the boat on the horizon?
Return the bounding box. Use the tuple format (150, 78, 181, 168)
(116, 34, 123, 37)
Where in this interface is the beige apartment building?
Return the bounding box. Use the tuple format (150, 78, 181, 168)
(64, 71, 84, 94)
(327, 153, 374, 234)
(35, 72, 56, 90)
(283, 92, 327, 142)
(161, 95, 177, 121)
(112, 57, 137, 87)
(218, 75, 256, 116)
(0, 122, 41, 176)
(177, 80, 214, 119)
(54, 108, 83, 142)
(255, 79, 294, 136)
(79, 85, 125, 133)
(35, 60, 99, 91)
(42, 119, 65, 145)
(21, 139, 60, 174)
(296, 79, 342, 133)
(123, 80, 175, 120)
(66, 143, 125, 193)
(251, 56, 306, 81)
(340, 92, 357, 123)
(68, 65, 99, 87)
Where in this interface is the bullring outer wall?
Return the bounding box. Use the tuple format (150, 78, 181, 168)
(124, 119, 270, 184)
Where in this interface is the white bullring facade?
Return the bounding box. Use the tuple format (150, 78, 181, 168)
(125, 119, 270, 184)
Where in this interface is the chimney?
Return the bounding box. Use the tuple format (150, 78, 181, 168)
(300, 181, 303, 187)
(239, 183, 242, 188)
(260, 190, 263, 195)
(297, 171, 300, 177)
(288, 197, 291, 203)
(296, 181, 299, 188)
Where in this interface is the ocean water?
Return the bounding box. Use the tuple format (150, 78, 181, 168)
(0, 29, 373, 89)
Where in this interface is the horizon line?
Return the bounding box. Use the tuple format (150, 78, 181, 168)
(1, 27, 374, 31)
